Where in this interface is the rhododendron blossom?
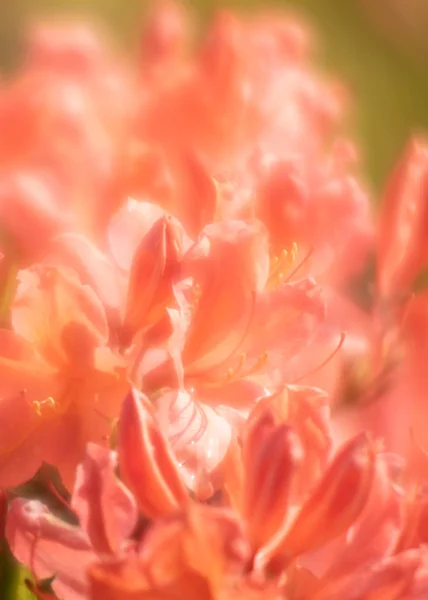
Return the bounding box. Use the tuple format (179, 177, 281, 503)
(6, 389, 428, 600)
(0, 2, 427, 599)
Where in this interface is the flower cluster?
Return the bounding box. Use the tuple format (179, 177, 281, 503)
(0, 2, 427, 599)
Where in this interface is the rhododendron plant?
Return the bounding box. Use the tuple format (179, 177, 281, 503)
(0, 2, 428, 599)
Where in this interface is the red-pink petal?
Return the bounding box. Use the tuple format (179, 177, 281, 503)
(6, 499, 94, 600)
(118, 389, 189, 518)
(71, 443, 138, 555)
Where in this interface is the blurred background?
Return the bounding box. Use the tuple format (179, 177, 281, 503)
(1, 0, 428, 192)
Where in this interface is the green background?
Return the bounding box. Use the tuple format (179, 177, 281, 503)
(1, 0, 428, 598)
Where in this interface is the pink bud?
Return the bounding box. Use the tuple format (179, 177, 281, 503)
(243, 410, 303, 551)
(124, 215, 184, 340)
(266, 434, 375, 573)
(118, 389, 188, 518)
(377, 137, 428, 298)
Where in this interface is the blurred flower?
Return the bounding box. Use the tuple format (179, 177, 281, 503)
(2, 2, 428, 600)
(0, 265, 125, 488)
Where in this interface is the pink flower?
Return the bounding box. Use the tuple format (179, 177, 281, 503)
(0, 265, 125, 488)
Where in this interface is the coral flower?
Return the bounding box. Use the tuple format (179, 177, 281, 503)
(1, 3, 426, 600)
(132, 220, 325, 393)
(0, 265, 125, 488)
(333, 137, 428, 464)
(6, 443, 138, 600)
(0, 21, 136, 262)
(6, 387, 427, 600)
(127, 219, 326, 490)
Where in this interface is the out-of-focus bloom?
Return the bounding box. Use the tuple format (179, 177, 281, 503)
(3, 2, 427, 600)
(0, 20, 136, 262)
(0, 265, 125, 488)
(376, 137, 428, 301)
(133, 2, 373, 282)
(333, 138, 428, 457)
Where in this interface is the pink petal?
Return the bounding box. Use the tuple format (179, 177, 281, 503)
(45, 233, 125, 311)
(6, 499, 94, 600)
(11, 265, 109, 368)
(155, 388, 232, 495)
(107, 199, 167, 270)
(314, 550, 422, 600)
(0, 425, 44, 488)
(247, 277, 325, 381)
(0, 330, 61, 487)
(178, 220, 269, 376)
(118, 389, 189, 518)
(0, 170, 72, 261)
(71, 443, 138, 555)
(321, 453, 404, 580)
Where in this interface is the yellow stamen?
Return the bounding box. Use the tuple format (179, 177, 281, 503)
(226, 352, 247, 380)
(32, 396, 57, 417)
(224, 351, 268, 383)
(267, 244, 299, 291)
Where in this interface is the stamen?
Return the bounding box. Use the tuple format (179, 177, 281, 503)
(226, 352, 247, 380)
(32, 396, 56, 417)
(242, 350, 269, 377)
(22, 386, 74, 418)
(47, 480, 72, 513)
(268, 248, 294, 290)
(284, 245, 314, 282)
(292, 332, 346, 383)
(224, 351, 268, 382)
(398, 292, 416, 332)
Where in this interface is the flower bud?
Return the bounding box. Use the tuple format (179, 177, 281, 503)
(118, 389, 188, 518)
(243, 410, 303, 551)
(123, 215, 184, 339)
(266, 434, 375, 573)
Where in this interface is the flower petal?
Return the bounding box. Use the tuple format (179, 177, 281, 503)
(244, 414, 303, 551)
(377, 137, 428, 298)
(118, 389, 189, 518)
(6, 499, 94, 600)
(71, 443, 138, 555)
(45, 233, 125, 311)
(12, 265, 109, 369)
(314, 550, 422, 600)
(179, 220, 269, 376)
(155, 388, 232, 497)
(265, 434, 375, 572)
(247, 278, 325, 380)
(107, 199, 167, 271)
(88, 558, 151, 600)
(123, 214, 185, 339)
